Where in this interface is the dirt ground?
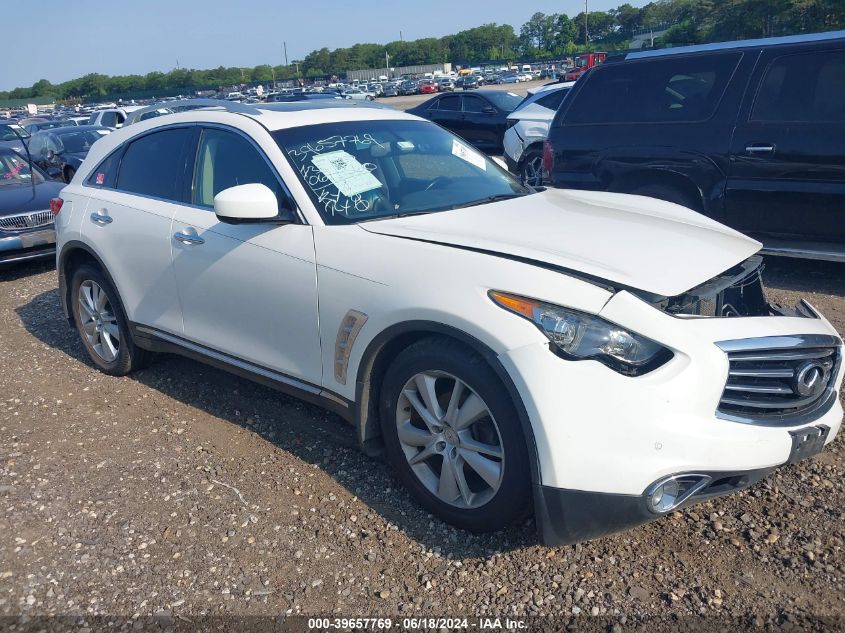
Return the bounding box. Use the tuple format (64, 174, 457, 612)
(1, 255, 844, 630)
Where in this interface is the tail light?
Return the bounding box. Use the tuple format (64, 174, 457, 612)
(49, 198, 63, 216)
(542, 140, 554, 179)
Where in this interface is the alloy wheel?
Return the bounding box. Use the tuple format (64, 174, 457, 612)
(395, 371, 504, 509)
(521, 155, 544, 187)
(77, 280, 121, 362)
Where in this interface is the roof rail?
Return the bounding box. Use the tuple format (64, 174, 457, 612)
(124, 98, 262, 126)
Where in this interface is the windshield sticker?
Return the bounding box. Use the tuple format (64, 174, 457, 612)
(95, 172, 105, 185)
(451, 140, 486, 171)
(311, 150, 382, 197)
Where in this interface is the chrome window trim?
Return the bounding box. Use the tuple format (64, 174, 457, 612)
(80, 122, 305, 224)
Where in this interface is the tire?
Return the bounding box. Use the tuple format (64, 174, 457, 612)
(631, 183, 700, 212)
(519, 148, 544, 187)
(64, 167, 76, 184)
(70, 264, 151, 376)
(380, 338, 530, 532)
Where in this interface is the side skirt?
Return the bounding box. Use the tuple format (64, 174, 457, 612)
(130, 324, 354, 423)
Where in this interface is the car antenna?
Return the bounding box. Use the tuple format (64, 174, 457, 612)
(15, 125, 36, 196)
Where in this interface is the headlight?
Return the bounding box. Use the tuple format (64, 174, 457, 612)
(490, 291, 672, 375)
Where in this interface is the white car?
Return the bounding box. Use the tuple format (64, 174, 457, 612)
(53, 100, 844, 545)
(503, 82, 575, 186)
(87, 106, 144, 129)
(341, 88, 376, 101)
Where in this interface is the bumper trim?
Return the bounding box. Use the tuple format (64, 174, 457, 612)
(0, 228, 56, 264)
(535, 466, 775, 546)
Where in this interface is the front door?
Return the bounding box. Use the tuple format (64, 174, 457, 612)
(727, 47, 845, 243)
(169, 126, 322, 385)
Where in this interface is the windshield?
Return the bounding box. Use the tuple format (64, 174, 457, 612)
(0, 125, 29, 141)
(274, 120, 530, 225)
(55, 129, 109, 153)
(0, 152, 45, 186)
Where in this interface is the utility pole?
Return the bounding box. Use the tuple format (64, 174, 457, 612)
(400, 30, 403, 41)
(584, 0, 589, 46)
(385, 51, 390, 78)
(283, 41, 289, 67)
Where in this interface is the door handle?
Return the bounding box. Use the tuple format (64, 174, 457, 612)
(174, 231, 205, 245)
(90, 211, 113, 225)
(745, 144, 775, 154)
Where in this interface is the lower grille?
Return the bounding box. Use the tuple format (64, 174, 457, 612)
(0, 210, 54, 232)
(717, 335, 841, 425)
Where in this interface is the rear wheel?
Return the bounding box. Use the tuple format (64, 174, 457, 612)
(380, 339, 530, 532)
(70, 265, 151, 376)
(519, 149, 544, 187)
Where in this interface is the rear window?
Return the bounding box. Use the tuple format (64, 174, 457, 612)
(535, 89, 570, 111)
(115, 128, 192, 201)
(563, 52, 741, 125)
(752, 49, 845, 122)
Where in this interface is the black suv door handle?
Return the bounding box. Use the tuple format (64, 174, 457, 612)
(745, 144, 775, 154)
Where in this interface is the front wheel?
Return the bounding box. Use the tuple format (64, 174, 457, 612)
(380, 339, 531, 532)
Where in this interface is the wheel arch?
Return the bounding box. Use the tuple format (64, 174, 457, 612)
(58, 241, 126, 326)
(353, 320, 541, 486)
(610, 168, 706, 212)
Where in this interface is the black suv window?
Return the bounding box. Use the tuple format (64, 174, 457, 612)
(752, 50, 845, 122)
(193, 128, 285, 209)
(564, 52, 741, 125)
(116, 127, 192, 201)
(462, 96, 487, 113)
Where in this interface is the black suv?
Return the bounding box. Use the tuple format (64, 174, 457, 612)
(544, 30, 845, 261)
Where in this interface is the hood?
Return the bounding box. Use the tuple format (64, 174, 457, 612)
(0, 180, 65, 217)
(360, 188, 761, 297)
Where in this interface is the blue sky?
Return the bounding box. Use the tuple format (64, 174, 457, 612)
(2, 0, 646, 90)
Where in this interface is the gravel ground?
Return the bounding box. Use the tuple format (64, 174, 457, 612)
(1, 254, 844, 630)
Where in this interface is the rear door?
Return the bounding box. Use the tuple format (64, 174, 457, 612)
(169, 125, 322, 385)
(421, 95, 463, 137)
(81, 126, 192, 334)
(727, 47, 845, 242)
(460, 94, 497, 148)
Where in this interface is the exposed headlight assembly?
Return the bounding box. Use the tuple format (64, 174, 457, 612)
(490, 291, 672, 376)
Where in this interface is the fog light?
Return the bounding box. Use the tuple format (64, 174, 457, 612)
(646, 475, 711, 515)
(649, 479, 679, 514)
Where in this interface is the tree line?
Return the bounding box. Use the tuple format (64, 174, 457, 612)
(2, 0, 842, 103)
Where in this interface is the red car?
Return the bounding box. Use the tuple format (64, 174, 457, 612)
(419, 81, 439, 94)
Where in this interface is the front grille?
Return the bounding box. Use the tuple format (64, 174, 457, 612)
(0, 210, 53, 232)
(717, 335, 841, 425)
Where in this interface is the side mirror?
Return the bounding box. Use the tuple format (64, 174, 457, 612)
(214, 183, 289, 224)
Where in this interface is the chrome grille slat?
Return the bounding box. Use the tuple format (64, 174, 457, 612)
(0, 210, 54, 232)
(716, 335, 842, 426)
(728, 367, 794, 378)
(723, 383, 794, 395)
(727, 349, 834, 362)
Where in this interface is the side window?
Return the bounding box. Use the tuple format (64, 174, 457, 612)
(434, 95, 460, 111)
(100, 112, 118, 128)
(462, 96, 487, 113)
(116, 112, 126, 125)
(192, 128, 285, 209)
(752, 50, 845, 122)
(116, 128, 192, 201)
(87, 113, 98, 125)
(535, 89, 569, 111)
(564, 52, 742, 125)
(86, 149, 122, 188)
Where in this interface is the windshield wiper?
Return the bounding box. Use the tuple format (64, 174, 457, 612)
(462, 193, 528, 208)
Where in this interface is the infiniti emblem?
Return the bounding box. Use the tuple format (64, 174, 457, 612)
(793, 361, 828, 398)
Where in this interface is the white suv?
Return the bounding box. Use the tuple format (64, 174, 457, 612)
(54, 100, 844, 545)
